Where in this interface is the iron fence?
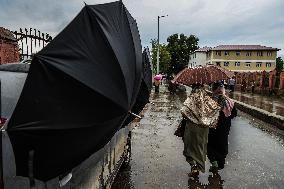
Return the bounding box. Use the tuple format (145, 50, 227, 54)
(14, 28, 52, 61)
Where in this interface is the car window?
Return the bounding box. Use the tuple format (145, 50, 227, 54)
(0, 71, 27, 118)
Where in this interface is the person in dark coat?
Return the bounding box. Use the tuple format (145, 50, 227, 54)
(207, 82, 237, 172)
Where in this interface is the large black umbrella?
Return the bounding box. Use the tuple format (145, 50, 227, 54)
(142, 47, 153, 93)
(6, 1, 142, 181)
(123, 47, 152, 125)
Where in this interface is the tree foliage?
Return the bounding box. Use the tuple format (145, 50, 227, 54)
(151, 39, 171, 74)
(276, 57, 284, 75)
(166, 33, 199, 74)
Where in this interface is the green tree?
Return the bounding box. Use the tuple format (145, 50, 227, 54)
(275, 57, 284, 88)
(276, 57, 284, 74)
(166, 33, 199, 74)
(151, 39, 171, 74)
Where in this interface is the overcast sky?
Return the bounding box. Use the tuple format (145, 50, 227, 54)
(1, 0, 283, 57)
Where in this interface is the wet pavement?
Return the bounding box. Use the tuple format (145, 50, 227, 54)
(112, 86, 284, 189)
(229, 91, 284, 117)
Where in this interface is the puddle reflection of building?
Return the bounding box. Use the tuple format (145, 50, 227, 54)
(188, 172, 224, 189)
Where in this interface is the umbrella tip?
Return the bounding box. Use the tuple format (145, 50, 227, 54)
(83, 1, 87, 6)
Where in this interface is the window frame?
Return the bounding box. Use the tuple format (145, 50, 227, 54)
(235, 62, 240, 67)
(266, 62, 272, 67)
(246, 52, 252, 56)
(245, 62, 251, 67)
(215, 51, 221, 56)
(256, 62, 262, 67)
(257, 51, 263, 56)
(224, 62, 229, 67)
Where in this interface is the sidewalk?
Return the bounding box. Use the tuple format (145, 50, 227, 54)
(229, 91, 284, 117)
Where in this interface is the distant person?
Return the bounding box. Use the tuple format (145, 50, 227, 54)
(251, 81, 255, 93)
(207, 82, 237, 172)
(241, 80, 246, 92)
(168, 81, 177, 94)
(160, 73, 164, 85)
(181, 84, 220, 177)
(228, 77, 236, 92)
(154, 79, 160, 93)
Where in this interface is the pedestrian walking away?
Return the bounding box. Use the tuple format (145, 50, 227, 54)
(154, 79, 160, 93)
(251, 81, 255, 93)
(181, 84, 220, 177)
(228, 77, 236, 92)
(207, 82, 237, 172)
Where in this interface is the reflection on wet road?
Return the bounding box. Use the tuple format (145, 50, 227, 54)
(230, 91, 284, 117)
(112, 87, 284, 189)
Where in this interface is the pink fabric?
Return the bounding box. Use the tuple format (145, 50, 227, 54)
(223, 97, 234, 117)
(154, 74, 162, 80)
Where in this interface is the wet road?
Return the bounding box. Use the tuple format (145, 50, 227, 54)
(112, 86, 284, 189)
(229, 91, 284, 117)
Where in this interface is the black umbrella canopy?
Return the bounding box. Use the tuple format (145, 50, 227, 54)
(123, 47, 152, 125)
(142, 47, 153, 93)
(7, 1, 142, 181)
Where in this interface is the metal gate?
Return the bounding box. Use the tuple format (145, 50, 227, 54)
(14, 28, 52, 61)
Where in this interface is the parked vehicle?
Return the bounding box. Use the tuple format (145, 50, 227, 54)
(0, 1, 151, 189)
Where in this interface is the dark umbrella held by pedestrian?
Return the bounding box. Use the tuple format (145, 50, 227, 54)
(172, 65, 234, 86)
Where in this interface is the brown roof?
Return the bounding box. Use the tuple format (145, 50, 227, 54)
(196, 46, 212, 52)
(212, 45, 280, 51)
(0, 27, 17, 41)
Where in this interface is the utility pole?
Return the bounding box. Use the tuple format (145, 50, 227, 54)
(156, 15, 168, 74)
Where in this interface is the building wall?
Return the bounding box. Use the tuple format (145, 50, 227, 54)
(188, 52, 207, 68)
(209, 50, 277, 71)
(0, 40, 20, 64)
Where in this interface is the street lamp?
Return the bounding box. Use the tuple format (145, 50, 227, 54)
(156, 14, 168, 74)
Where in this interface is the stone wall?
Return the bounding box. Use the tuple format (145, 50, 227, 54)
(0, 41, 20, 64)
(0, 27, 20, 64)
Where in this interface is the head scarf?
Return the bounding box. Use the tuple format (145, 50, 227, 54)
(181, 88, 221, 128)
(212, 83, 235, 117)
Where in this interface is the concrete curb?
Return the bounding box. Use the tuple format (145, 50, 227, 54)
(232, 100, 284, 131)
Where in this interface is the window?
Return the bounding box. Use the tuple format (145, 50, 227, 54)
(235, 62, 240, 67)
(246, 52, 252, 56)
(216, 62, 221, 66)
(224, 51, 229, 56)
(224, 62, 229, 66)
(245, 62, 251, 67)
(256, 62, 262, 67)
(236, 51, 241, 56)
(267, 52, 272, 56)
(266, 62, 271, 67)
(257, 51, 263, 56)
(216, 51, 221, 56)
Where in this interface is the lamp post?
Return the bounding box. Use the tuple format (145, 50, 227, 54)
(156, 15, 168, 74)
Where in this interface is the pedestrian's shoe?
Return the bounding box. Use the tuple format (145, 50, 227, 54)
(209, 161, 218, 173)
(188, 166, 199, 178)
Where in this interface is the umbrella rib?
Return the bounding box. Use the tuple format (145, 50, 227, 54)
(88, 6, 130, 107)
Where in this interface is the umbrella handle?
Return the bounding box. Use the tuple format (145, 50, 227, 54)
(129, 111, 142, 119)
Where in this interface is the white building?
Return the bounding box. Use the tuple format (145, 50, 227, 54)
(188, 46, 212, 68)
